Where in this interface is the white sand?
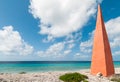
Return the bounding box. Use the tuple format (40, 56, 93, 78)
(0, 68, 119, 82)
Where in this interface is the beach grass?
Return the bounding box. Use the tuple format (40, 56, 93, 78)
(59, 72, 88, 82)
(111, 75, 120, 82)
(111, 78, 120, 82)
(19, 72, 26, 74)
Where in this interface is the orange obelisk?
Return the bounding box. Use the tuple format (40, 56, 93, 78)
(91, 5, 115, 76)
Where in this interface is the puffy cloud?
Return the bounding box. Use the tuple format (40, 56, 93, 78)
(37, 42, 65, 58)
(29, 0, 103, 59)
(105, 17, 120, 57)
(42, 35, 54, 43)
(57, 16, 120, 59)
(80, 32, 94, 53)
(64, 32, 82, 45)
(106, 17, 120, 48)
(74, 53, 89, 60)
(29, 0, 99, 38)
(80, 39, 93, 53)
(79, 16, 120, 59)
(64, 50, 71, 55)
(114, 51, 120, 56)
(77, 34, 93, 60)
(68, 43, 75, 49)
(0, 26, 33, 55)
(37, 41, 75, 58)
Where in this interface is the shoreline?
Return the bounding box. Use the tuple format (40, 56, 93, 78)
(0, 68, 90, 74)
(0, 68, 119, 82)
(1, 67, 120, 73)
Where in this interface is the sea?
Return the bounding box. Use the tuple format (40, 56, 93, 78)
(0, 61, 119, 73)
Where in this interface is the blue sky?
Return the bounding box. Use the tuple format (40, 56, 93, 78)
(0, 0, 120, 61)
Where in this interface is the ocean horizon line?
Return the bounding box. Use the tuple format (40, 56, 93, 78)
(0, 61, 119, 64)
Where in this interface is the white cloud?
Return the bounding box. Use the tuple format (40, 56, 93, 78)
(64, 50, 71, 55)
(0, 26, 33, 55)
(42, 35, 54, 43)
(105, 17, 120, 57)
(74, 53, 89, 60)
(110, 38, 120, 48)
(68, 43, 75, 49)
(64, 32, 82, 45)
(79, 16, 120, 59)
(80, 41, 92, 53)
(29, 0, 99, 38)
(77, 36, 93, 60)
(80, 32, 94, 53)
(114, 51, 120, 56)
(37, 42, 65, 58)
(29, 0, 103, 59)
(106, 17, 120, 48)
(37, 41, 75, 58)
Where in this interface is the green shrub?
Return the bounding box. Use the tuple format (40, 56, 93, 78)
(59, 72, 88, 82)
(19, 72, 26, 74)
(111, 78, 120, 82)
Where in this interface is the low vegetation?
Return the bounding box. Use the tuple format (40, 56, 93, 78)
(111, 78, 120, 82)
(19, 72, 26, 74)
(59, 72, 88, 82)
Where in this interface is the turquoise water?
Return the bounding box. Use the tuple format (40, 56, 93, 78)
(0, 61, 119, 73)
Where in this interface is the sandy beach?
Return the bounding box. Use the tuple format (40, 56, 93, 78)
(0, 68, 119, 82)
